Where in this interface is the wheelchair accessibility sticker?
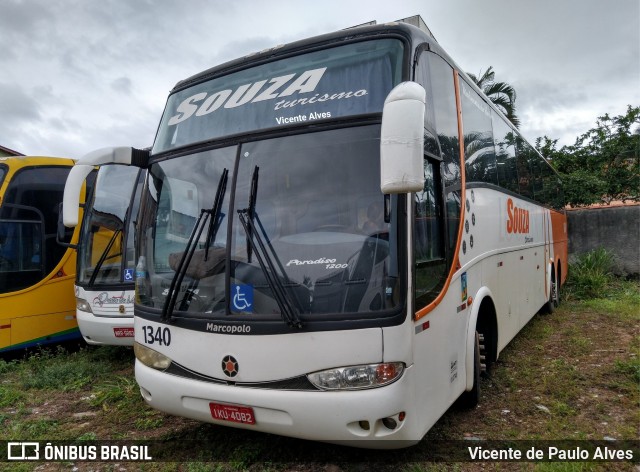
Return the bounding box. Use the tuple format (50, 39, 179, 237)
(232, 284, 253, 313)
(124, 269, 134, 281)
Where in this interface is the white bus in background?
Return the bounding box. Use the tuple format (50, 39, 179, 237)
(63, 155, 144, 345)
(84, 16, 567, 446)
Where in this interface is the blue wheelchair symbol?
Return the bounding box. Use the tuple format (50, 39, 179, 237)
(232, 284, 253, 313)
(124, 269, 134, 282)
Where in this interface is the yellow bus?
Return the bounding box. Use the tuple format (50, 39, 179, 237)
(0, 156, 89, 352)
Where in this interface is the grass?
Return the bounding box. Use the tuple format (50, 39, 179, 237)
(0, 273, 637, 471)
(564, 248, 618, 300)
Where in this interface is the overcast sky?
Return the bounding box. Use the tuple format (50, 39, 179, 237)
(1, 0, 638, 158)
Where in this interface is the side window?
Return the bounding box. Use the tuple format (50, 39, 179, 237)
(540, 161, 563, 209)
(414, 51, 463, 309)
(424, 52, 462, 267)
(415, 155, 447, 307)
(459, 77, 497, 185)
(424, 129, 441, 158)
(0, 166, 71, 293)
(530, 157, 545, 204)
(492, 112, 519, 193)
(514, 136, 534, 199)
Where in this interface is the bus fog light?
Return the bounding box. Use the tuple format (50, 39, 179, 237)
(382, 417, 397, 430)
(358, 420, 370, 431)
(76, 297, 93, 313)
(134, 342, 172, 370)
(307, 362, 404, 390)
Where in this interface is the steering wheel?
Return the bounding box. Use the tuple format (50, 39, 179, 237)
(314, 225, 350, 232)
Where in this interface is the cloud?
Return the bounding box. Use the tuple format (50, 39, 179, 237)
(0, 0, 637, 157)
(111, 77, 133, 95)
(0, 83, 43, 121)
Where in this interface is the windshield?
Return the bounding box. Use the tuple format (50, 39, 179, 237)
(78, 165, 141, 286)
(0, 165, 6, 187)
(153, 39, 403, 153)
(138, 125, 402, 321)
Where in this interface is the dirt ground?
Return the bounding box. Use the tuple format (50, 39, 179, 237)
(2, 293, 638, 471)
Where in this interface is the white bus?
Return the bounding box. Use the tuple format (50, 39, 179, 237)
(63, 154, 144, 346)
(88, 16, 567, 446)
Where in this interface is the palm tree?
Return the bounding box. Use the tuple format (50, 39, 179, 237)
(467, 66, 520, 128)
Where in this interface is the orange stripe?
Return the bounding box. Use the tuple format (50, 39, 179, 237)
(415, 70, 467, 321)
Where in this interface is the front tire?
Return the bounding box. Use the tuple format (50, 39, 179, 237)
(458, 330, 481, 409)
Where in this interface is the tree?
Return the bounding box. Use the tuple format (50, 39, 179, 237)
(467, 66, 520, 128)
(536, 105, 640, 207)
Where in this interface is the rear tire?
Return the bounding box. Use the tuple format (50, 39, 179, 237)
(542, 268, 559, 314)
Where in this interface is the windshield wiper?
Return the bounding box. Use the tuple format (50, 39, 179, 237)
(245, 165, 259, 263)
(161, 169, 229, 321)
(204, 168, 228, 261)
(237, 166, 302, 329)
(88, 228, 121, 287)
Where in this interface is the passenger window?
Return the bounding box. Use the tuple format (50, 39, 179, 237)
(0, 166, 71, 293)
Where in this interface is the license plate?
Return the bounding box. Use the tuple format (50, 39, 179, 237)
(113, 327, 134, 338)
(209, 402, 255, 425)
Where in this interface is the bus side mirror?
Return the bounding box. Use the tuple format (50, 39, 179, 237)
(79, 146, 150, 169)
(63, 164, 94, 227)
(380, 81, 426, 194)
(62, 146, 150, 227)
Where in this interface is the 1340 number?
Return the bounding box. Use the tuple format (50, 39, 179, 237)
(141, 325, 171, 346)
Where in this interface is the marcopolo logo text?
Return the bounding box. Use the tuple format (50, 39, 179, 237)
(206, 323, 251, 334)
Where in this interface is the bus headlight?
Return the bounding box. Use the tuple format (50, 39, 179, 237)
(134, 342, 172, 370)
(307, 362, 404, 390)
(76, 298, 93, 313)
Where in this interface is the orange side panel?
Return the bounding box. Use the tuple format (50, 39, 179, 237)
(550, 210, 569, 286)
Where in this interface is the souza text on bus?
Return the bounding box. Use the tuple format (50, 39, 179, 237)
(168, 67, 328, 125)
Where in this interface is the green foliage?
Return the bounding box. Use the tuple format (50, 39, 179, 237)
(565, 248, 615, 299)
(89, 375, 138, 408)
(0, 358, 18, 375)
(467, 66, 520, 128)
(580, 278, 640, 320)
(0, 385, 25, 408)
(9, 418, 59, 438)
(20, 347, 114, 391)
(537, 105, 640, 206)
(614, 357, 640, 385)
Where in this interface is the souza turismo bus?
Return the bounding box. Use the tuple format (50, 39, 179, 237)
(63, 156, 144, 346)
(88, 16, 567, 446)
(0, 156, 87, 352)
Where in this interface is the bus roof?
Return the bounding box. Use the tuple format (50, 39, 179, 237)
(0, 155, 75, 169)
(162, 16, 556, 171)
(171, 19, 435, 93)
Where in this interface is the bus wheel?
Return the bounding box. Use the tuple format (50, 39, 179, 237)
(543, 270, 559, 314)
(478, 332, 488, 377)
(458, 330, 481, 409)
